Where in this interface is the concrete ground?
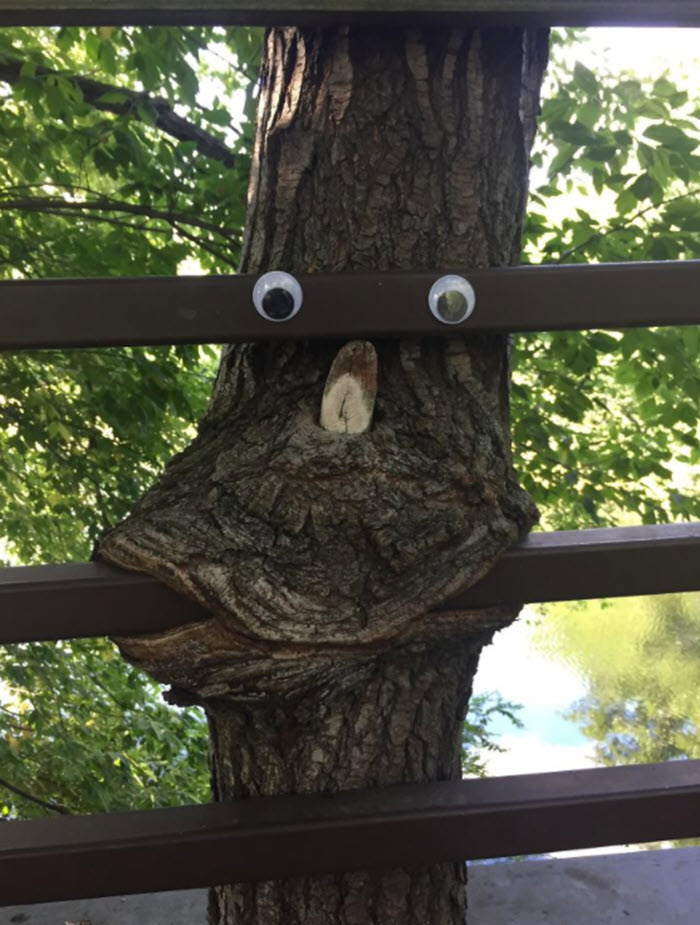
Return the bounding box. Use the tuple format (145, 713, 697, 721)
(2, 847, 699, 924)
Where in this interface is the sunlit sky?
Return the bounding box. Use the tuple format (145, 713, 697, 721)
(564, 26, 700, 81)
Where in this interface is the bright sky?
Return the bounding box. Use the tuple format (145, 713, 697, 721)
(472, 611, 591, 777)
(567, 26, 700, 81)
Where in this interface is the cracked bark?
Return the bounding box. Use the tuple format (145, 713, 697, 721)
(98, 23, 548, 925)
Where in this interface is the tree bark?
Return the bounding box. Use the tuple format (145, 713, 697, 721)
(98, 23, 548, 925)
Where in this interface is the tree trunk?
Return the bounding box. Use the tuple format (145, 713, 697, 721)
(206, 628, 492, 925)
(98, 23, 548, 925)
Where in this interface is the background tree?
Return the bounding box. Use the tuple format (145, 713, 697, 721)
(518, 30, 700, 528)
(0, 23, 260, 820)
(533, 589, 700, 847)
(0, 19, 696, 882)
(535, 592, 700, 768)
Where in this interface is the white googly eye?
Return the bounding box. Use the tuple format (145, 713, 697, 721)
(252, 271, 303, 322)
(428, 275, 476, 325)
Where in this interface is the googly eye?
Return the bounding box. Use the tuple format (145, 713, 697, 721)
(252, 271, 303, 322)
(428, 275, 476, 325)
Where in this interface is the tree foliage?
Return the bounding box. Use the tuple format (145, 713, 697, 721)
(461, 692, 524, 778)
(0, 25, 262, 567)
(0, 25, 698, 817)
(0, 638, 209, 818)
(516, 30, 700, 529)
(0, 24, 262, 818)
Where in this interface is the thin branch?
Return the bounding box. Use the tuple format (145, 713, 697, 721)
(0, 195, 240, 241)
(0, 54, 237, 168)
(90, 673, 136, 715)
(556, 187, 700, 263)
(191, 98, 242, 138)
(26, 208, 165, 235)
(0, 774, 72, 815)
(0, 704, 29, 733)
(173, 222, 239, 267)
(203, 44, 258, 87)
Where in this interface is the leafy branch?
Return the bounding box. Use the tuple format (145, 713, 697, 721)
(0, 53, 237, 167)
(0, 189, 239, 239)
(556, 189, 700, 263)
(0, 773, 72, 815)
(0, 192, 240, 266)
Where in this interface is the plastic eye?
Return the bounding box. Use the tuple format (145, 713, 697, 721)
(252, 271, 303, 322)
(428, 275, 476, 325)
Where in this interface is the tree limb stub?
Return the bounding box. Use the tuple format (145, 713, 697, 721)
(320, 340, 378, 434)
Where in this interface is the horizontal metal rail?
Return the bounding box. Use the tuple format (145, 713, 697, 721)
(1, 0, 699, 27)
(1, 759, 699, 906)
(1, 523, 698, 644)
(1, 261, 698, 350)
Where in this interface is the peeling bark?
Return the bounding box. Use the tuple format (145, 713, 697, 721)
(98, 24, 548, 925)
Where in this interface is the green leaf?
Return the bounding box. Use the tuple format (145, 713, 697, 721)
(204, 108, 232, 126)
(547, 143, 575, 179)
(573, 61, 598, 96)
(96, 90, 129, 105)
(615, 188, 637, 214)
(584, 144, 618, 162)
(643, 123, 698, 154)
(552, 119, 598, 147)
(588, 332, 619, 353)
(628, 174, 654, 201)
(136, 101, 158, 126)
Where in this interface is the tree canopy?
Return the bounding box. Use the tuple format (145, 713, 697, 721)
(0, 24, 698, 818)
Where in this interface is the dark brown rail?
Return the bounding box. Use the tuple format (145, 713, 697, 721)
(1, 0, 699, 26)
(2, 759, 699, 906)
(1, 523, 698, 644)
(1, 261, 699, 350)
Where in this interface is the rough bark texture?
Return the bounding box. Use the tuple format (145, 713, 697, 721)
(206, 636, 486, 925)
(98, 24, 548, 925)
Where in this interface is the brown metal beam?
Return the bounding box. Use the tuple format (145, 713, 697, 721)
(1, 523, 698, 644)
(0, 1, 699, 26)
(0, 561, 210, 643)
(446, 522, 700, 609)
(1, 261, 699, 350)
(2, 759, 699, 906)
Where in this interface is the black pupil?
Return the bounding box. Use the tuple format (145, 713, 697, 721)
(262, 287, 295, 320)
(436, 290, 468, 323)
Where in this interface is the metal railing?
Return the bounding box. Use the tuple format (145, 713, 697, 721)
(1, 523, 698, 644)
(1, 266, 698, 905)
(4, 760, 700, 906)
(1, 261, 699, 350)
(1, 1, 700, 27)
